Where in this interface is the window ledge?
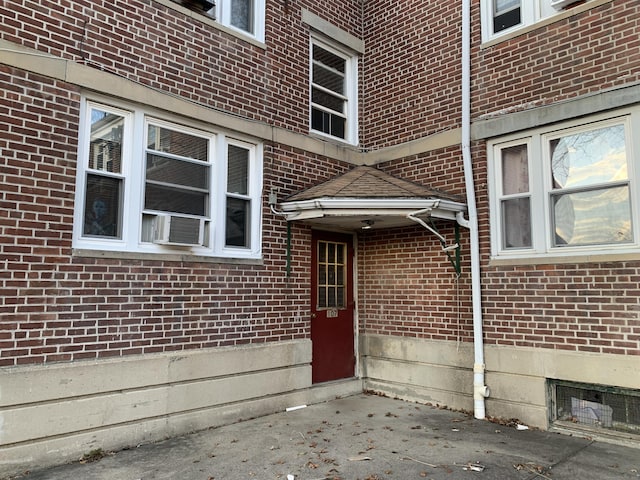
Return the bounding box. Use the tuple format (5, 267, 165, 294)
(153, 0, 266, 49)
(489, 250, 640, 267)
(72, 248, 264, 265)
(481, 0, 614, 49)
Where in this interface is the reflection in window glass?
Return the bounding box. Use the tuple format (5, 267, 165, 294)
(552, 187, 632, 247)
(550, 125, 627, 189)
(89, 109, 124, 173)
(549, 123, 631, 247)
(225, 197, 249, 247)
(83, 174, 121, 238)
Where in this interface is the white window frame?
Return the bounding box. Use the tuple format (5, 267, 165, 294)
(481, 0, 589, 42)
(73, 97, 263, 259)
(215, 0, 266, 42)
(309, 36, 359, 146)
(488, 109, 640, 260)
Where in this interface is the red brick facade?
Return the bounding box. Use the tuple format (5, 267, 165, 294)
(1, 0, 639, 422)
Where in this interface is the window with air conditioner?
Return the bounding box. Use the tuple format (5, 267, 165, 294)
(488, 109, 640, 260)
(481, 0, 593, 42)
(73, 98, 263, 259)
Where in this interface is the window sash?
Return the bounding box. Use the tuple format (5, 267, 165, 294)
(310, 39, 357, 144)
(74, 99, 262, 258)
(491, 115, 636, 258)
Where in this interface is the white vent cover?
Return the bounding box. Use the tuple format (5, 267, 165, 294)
(153, 215, 204, 246)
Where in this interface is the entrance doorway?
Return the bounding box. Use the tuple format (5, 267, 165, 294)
(311, 230, 355, 383)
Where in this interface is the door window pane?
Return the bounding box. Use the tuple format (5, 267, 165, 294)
(317, 241, 347, 309)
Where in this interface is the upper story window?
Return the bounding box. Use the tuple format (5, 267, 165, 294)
(488, 110, 639, 260)
(310, 37, 359, 145)
(170, 0, 265, 41)
(73, 99, 263, 259)
(482, 0, 590, 42)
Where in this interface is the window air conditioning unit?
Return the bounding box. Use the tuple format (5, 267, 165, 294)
(153, 214, 204, 246)
(550, 0, 581, 10)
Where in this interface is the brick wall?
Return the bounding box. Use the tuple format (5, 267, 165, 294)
(472, 1, 640, 119)
(0, 0, 361, 136)
(358, 224, 474, 342)
(362, 0, 462, 150)
(0, 67, 361, 367)
(482, 262, 640, 355)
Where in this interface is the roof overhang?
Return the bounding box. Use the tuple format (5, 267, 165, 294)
(278, 197, 467, 231)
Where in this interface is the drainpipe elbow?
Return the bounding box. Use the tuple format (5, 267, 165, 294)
(456, 211, 470, 229)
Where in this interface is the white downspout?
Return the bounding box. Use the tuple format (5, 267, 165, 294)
(460, 0, 489, 419)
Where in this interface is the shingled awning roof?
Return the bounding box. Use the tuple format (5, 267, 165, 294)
(278, 166, 466, 231)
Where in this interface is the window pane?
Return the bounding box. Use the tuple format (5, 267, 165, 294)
(494, 0, 519, 13)
(501, 197, 531, 248)
(146, 154, 209, 189)
(501, 144, 528, 195)
(552, 186, 632, 247)
(336, 286, 345, 308)
(147, 125, 208, 162)
(227, 145, 249, 195)
(145, 184, 207, 216)
(313, 64, 344, 95)
(89, 109, 124, 173)
(226, 197, 250, 247)
(231, 0, 253, 33)
(83, 174, 121, 238)
(312, 88, 344, 114)
(493, 2, 520, 32)
(550, 124, 627, 190)
(312, 109, 346, 138)
(313, 45, 345, 74)
(318, 241, 327, 262)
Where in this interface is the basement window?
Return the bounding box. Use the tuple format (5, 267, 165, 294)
(550, 380, 640, 436)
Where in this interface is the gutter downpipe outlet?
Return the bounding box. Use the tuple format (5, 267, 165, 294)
(460, 0, 489, 419)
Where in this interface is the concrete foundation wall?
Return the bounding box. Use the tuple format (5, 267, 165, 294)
(361, 334, 640, 428)
(0, 340, 362, 476)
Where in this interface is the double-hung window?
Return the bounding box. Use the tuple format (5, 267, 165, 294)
(310, 38, 358, 145)
(73, 99, 263, 259)
(169, 0, 265, 42)
(481, 0, 593, 42)
(489, 111, 638, 260)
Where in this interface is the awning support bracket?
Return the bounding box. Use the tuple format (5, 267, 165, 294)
(407, 208, 461, 277)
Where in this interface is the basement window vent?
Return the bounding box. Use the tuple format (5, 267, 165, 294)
(550, 380, 640, 436)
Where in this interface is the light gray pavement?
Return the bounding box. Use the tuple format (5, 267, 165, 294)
(7, 393, 640, 480)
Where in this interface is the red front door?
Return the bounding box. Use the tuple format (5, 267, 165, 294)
(311, 231, 355, 383)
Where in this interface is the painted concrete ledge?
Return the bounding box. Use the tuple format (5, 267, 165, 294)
(0, 340, 361, 477)
(360, 334, 640, 430)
